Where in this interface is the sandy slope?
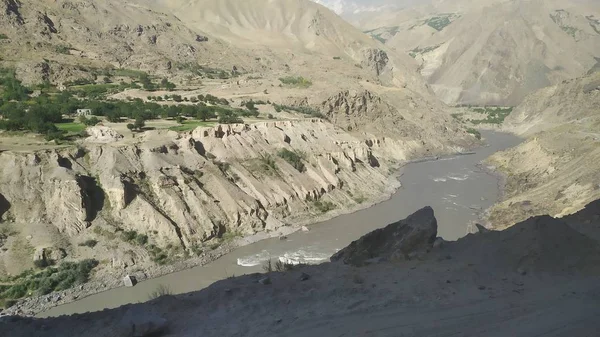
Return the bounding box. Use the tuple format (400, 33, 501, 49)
(485, 72, 600, 228)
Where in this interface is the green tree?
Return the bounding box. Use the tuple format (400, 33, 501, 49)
(218, 110, 243, 124)
(134, 116, 145, 130)
(196, 106, 215, 121)
(161, 78, 176, 91)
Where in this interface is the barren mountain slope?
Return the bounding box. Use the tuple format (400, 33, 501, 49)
(503, 72, 600, 135)
(3, 204, 600, 335)
(0, 0, 264, 84)
(148, 0, 429, 93)
(358, 0, 600, 105)
(485, 72, 600, 229)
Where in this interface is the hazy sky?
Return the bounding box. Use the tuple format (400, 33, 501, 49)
(312, 0, 427, 15)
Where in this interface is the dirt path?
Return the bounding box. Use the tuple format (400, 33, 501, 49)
(275, 280, 600, 337)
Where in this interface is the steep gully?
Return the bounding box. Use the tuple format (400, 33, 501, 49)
(39, 131, 521, 317)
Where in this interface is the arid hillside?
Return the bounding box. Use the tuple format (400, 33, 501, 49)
(485, 72, 600, 229)
(358, 0, 600, 105)
(0, 0, 261, 84)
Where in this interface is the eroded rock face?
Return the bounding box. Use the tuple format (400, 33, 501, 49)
(0, 120, 405, 272)
(331, 206, 437, 266)
(361, 48, 389, 77)
(85, 126, 124, 143)
(1, 0, 24, 25)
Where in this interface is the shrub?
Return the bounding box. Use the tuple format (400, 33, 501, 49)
(134, 116, 145, 130)
(79, 239, 98, 248)
(80, 116, 100, 126)
(0, 259, 99, 304)
(259, 154, 277, 171)
(263, 259, 273, 272)
(267, 113, 274, 119)
(278, 148, 306, 172)
(313, 200, 336, 213)
(55, 45, 71, 54)
(274, 260, 302, 272)
(45, 130, 66, 142)
(263, 259, 303, 272)
(218, 111, 243, 124)
(121, 230, 137, 242)
(278, 76, 312, 88)
(135, 234, 148, 246)
(33, 259, 49, 269)
(466, 128, 482, 140)
(121, 230, 148, 246)
(2, 299, 17, 309)
(148, 284, 172, 300)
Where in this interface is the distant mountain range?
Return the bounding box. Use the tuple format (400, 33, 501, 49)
(311, 0, 423, 17)
(352, 0, 600, 105)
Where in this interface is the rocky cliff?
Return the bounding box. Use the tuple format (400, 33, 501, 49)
(0, 119, 473, 280)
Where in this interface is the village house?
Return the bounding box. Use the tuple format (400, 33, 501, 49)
(76, 109, 92, 117)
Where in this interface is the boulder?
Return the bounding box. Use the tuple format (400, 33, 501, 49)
(432, 237, 445, 249)
(475, 224, 490, 233)
(330, 207, 437, 266)
(123, 275, 137, 287)
(48, 248, 67, 261)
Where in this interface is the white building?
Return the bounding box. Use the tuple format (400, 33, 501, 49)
(77, 109, 92, 116)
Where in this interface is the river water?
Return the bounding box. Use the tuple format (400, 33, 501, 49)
(40, 131, 521, 317)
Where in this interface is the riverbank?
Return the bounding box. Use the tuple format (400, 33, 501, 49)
(6, 132, 520, 317)
(4, 162, 405, 318)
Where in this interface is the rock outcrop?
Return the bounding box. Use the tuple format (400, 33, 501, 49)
(0, 120, 419, 276)
(85, 126, 124, 143)
(361, 48, 389, 77)
(330, 206, 437, 266)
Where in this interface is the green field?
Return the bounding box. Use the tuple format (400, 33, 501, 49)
(55, 122, 87, 134)
(168, 121, 216, 132)
(469, 107, 514, 124)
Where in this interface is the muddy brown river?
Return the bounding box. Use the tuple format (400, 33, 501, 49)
(40, 131, 521, 317)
